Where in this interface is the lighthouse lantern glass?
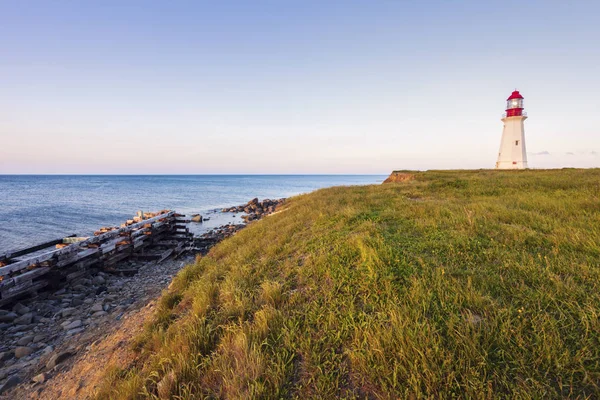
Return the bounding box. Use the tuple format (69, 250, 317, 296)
(507, 98, 523, 109)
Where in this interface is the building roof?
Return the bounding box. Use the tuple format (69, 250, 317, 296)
(507, 90, 524, 100)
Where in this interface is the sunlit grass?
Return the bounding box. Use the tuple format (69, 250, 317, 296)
(95, 169, 600, 399)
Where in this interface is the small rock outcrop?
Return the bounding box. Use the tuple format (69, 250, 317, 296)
(221, 198, 285, 220)
(383, 171, 416, 184)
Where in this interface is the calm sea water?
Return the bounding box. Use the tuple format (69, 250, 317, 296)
(0, 175, 384, 251)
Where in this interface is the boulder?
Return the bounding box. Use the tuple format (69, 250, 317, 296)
(13, 303, 30, 315)
(46, 350, 74, 370)
(61, 307, 77, 318)
(66, 327, 84, 336)
(92, 311, 108, 318)
(90, 303, 103, 313)
(32, 372, 46, 384)
(191, 214, 203, 223)
(96, 286, 108, 295)
(0, 351, 13, 362)
(63, 320, 82, 330)
(93, 275, 106, 285)
(16, 335, 34, 346)
(32, 334, 46, 344)
(14, 346, 34, 359)
(0, 312, 17, 323)
(71, 299, 84, 306)
(13, 313, 33, 325)
(0, 375, 20, 394)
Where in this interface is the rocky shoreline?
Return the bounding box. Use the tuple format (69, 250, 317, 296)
(0, 197, 285, 398)
(221, 197, 285, 222)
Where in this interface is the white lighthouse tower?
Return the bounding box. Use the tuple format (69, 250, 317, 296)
(496, 90, 528, 169)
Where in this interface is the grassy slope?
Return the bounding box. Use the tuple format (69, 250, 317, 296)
(98, 169, 600, 399)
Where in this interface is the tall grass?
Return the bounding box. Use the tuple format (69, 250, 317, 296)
(96, 169, 600, 399)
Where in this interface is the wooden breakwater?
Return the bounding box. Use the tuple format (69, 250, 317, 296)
(0, 210, 193, 306)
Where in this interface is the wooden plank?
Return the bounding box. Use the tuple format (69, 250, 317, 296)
(14, 267, 51, 286)
(156, 240, 182, 247)
(0, 267, 49, 290)
(157, 248, 174, 264)
(0, 235, 76, 262)
(3, 280, 33, 296)
(131, 228, 150, 239)
(65, 254, 101, 272)
(0, 245, 78, 276)
(0, 211, 175, 277)
(55, 248, 100, 268)
(66, 269, 88, 281)
(62, 237, 90, 244)
(102, 251, 131, 266)
(132, 253, 162, 261)
(83, 211, 175, 245)
(0, 281, 48, 305)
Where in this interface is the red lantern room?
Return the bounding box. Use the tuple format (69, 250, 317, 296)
(505, 90, 525, 117)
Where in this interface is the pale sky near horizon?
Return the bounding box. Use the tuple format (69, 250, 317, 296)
(1, 1, 599, 174)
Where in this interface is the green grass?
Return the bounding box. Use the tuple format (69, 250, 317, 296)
(96, 169, 600, 399)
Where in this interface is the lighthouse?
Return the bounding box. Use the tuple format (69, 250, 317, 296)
(495, 90, 528, 169)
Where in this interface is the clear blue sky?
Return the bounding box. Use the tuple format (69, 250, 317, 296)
(1, 1, 599, 173)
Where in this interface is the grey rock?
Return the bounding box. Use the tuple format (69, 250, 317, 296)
(61, 307, 77, 317)
(32, 372, 46, 383)
(63, 320, 82, 330)
(0, 351, 13, 362)
(71, 298, 84, 306)
(42, 346, 53, 355)
(90, 303, 103, 313)
(32, 334, 46, 344)
(0, 312, 18, 323)
(13, 303, 30, 315)
(14, 346, 34, 359)
(7, 324, 30, 333)
(92, 311, 107, 318)
(93, 275, 106, 285)
(16, 335, 34, 346)
(13, 313, 33, 325)
(0, 375, 20, 394)
(46, 350, 74, 369)
(66, 327, 84, 336)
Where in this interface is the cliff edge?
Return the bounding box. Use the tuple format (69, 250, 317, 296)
(382, 171, 416, 183)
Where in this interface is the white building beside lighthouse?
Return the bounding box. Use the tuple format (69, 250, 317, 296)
(496, 90, 528, 169)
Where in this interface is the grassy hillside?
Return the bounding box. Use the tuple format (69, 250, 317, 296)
(97, 169, 600, 399)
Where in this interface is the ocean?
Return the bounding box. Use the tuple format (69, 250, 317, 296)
(0, 175, 385, 252)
